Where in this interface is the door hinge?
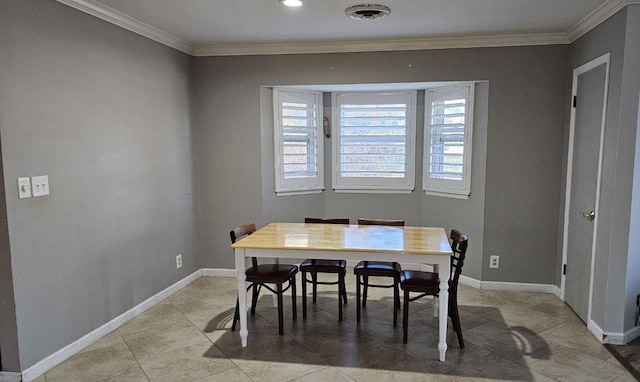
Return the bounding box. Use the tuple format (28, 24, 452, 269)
(573, 96, 577, 108)
(563, 264, 567, 275)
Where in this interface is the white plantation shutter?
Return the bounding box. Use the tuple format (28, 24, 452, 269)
(274, 89, 324, 195)
(423, 84, 474, 197)
(333, 92, 416, 193)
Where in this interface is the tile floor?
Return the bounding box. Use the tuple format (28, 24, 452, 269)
(35, 272, 636, 382)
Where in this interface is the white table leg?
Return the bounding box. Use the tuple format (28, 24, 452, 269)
(437, 259, 450, 362)
(432, 264, 439, 317)
(234, 248, 248, 347)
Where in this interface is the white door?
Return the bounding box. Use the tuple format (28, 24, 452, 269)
(563, 54, 610, 323)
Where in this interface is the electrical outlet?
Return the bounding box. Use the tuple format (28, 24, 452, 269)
(489, 255, 500, 269)
(176, 254, 182, 269)
(31, 175, 50, 197)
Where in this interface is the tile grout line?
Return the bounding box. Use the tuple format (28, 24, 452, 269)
(168, 279, 268, 382)
(115, 328, 152, 382)
(46, 275, 630, 381)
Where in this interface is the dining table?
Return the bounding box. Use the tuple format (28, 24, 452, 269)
(231, 222, 454, 361)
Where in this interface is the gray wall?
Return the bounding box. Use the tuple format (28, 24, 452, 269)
(11, 0, 638, 371)
(195, 46, 568, 286)
(620, 5, 640, 333)
(566, 7, 633, 332)
(565, 5, 640, 335)
(422, 83, 489, 281)
(0, 0, 198, 369)
(565, 7, 627, 328)
(0, 140, 20, 372)
(259, 84, 487, 281)
(260, 89, 326, 225)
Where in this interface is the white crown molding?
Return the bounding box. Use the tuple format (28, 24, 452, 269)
(56, 0, 640, 56)
(567, 0, 638, 42)
(193, 33, 569, 57)
(56, 0, 195, 55)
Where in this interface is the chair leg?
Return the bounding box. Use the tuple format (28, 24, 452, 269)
(403, 289, 410, 343)
(356, 274, 361, 324)
(312, 272, 318, 303)
(393, 276, 399, 327)
(362, 275, 369, 307)
(302, 271, 307, 320)
(338, 272, 344, 321)
(232, 298, 240, 331)
(395, 276, 401, 311)
(342, 270, 348, 304)
(450, 297, 464, 348)
(251, 284, 260, 316)
(277, 283, 284, 335)
(291, 276, 297, 321)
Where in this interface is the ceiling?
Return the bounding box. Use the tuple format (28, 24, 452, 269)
(58, 0, 635, 56)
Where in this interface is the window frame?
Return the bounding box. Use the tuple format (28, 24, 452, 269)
(423, 83, 475, 199)
(331, 91, 417, 194)
(273, 88, 324, 196)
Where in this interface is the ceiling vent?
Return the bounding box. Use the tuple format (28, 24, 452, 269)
(345, 4, 391, 20)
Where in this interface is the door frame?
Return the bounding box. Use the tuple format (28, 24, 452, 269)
(560, 53, 610, 328)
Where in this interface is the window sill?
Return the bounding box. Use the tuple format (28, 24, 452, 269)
(334, 188, 413, 195)
(423, 190, 470, 200)
(276, 189, 324, 197)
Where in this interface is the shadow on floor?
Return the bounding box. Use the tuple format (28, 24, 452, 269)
(200, 292, 552, 381)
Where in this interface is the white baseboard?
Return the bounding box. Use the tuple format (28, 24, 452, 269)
(459, 275, 561, 296)
(20, 269, 203, 382)
(459, 275, 482, 289)
(604, 333, 625, 345)
(0, 372, 21, 382)
(345, 264, 561, 296)
(202, 268, 237, 277)
(604, 325, 640, 345)
(624, 325, 640, 343)
(588, 320, 606, 343)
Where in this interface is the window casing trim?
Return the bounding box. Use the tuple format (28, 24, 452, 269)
(423, 83, 474, 198)
(332, 91, 417, 194)
(273, 88, 324, 196)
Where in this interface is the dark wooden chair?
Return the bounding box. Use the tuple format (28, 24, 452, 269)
(400, 229, 468, 347)
(230, 223, 298, 335)
(300, 217, 350, 321)
(354, 218, 405, 326)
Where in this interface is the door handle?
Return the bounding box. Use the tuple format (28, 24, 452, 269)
(579, 211, 595, 221)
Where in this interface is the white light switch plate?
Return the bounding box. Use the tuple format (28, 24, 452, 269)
(31, 175, 50, 197)
(18, 177, 31, 199)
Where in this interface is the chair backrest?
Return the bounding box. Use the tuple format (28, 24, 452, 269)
(449, 229, 469, 292)
(357, 218, 405, 226)
(305, 217, 350, 224)
(230, 223, 258, 268)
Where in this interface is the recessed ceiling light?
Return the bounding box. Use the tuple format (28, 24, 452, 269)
(345, 4, 391, 20)
(280, 0, 303, 7)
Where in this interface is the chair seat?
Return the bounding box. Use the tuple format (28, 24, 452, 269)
(300, 259, 346, 273)
(399, 270, 439, 293)
(354, 261, 401, 276)
(246, 264, 298, 283)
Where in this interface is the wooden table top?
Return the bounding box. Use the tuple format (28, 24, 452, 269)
(231, 222, 452, 257)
